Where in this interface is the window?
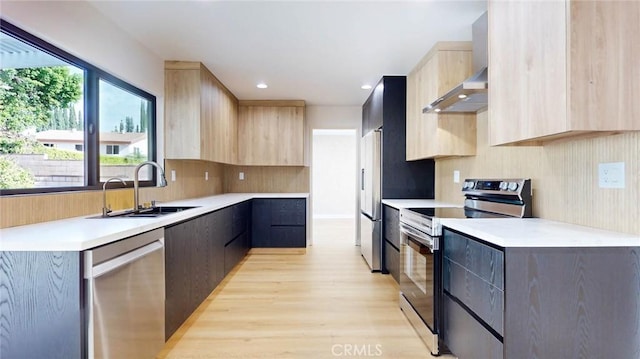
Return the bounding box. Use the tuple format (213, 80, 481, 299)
(0, 21, 157, 195)
(106, 145, 120, 155)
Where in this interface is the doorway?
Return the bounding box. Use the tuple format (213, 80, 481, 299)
(311, 129, 358, 244)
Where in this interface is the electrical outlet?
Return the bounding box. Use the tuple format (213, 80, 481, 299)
(598, 162, 625, 189)
(171, 170, 176, 182)
(453, 170, 460, 183)
(239, 172, 245, 180)
(205, 171, 209, 181)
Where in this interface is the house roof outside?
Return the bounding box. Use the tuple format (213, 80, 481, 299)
(35, 130, 146, 144)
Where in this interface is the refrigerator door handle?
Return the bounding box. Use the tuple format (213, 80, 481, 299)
(361, 168, 365, 191)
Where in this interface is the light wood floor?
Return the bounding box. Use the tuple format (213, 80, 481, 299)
(158, 219, 454, 359)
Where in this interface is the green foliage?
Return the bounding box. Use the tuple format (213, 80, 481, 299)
(139, 100, 148, 133)
(0, 131, 40, 154)
(40, 147, 83, 160)
(0, 67, 82, 132)
(100, 153, 146, 165)
(125, 116, 134, 132)
(0, 156, 34, 189)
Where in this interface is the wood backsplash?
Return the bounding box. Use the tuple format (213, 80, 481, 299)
(0, 159, 224, 228)
(436, 111, 640, 235)
(223, 165, 310, 193)
(0, 160, 310, 228)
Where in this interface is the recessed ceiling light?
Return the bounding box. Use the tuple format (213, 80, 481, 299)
(256, 83, 268, 89)
(361, 84, 372, 90)
(458, 94, 468, 99)
(434, 108, 442, 113)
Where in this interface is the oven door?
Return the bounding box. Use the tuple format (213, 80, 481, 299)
(399, 222, 441, 353)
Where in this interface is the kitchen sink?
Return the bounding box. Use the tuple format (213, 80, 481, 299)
(87, 206, 200, 219)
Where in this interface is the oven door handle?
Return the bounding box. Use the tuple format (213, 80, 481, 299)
(400, 223, 438, 252)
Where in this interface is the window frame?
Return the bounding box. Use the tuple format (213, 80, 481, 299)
(0, 20, 158, 195)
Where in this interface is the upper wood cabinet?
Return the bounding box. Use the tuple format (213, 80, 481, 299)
(406, 42, 477, 160)
(164, 61, 238, 164)
(237, 100, 305, 166)
(489, 0, 640, 145)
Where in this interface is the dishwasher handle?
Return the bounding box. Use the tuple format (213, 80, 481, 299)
(86, 239, 163, 279)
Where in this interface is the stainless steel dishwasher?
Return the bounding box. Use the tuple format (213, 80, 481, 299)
(84, 228, 165, 359)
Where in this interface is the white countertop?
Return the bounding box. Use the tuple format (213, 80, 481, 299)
(0, 193, 309, 251)
(382, 199, 462, 210)
(441, 218, 640, 248)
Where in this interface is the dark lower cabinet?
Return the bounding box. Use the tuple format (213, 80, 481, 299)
(382, 205, 400, 282)
(165, 201, 250, 340)
(225, 200, 251, 275)
(442, 228, 640, 359)
(224, 232, 248, 275)
(252, 198, 307, 248)
(443, 294, 503, 359)
(164, 214, 208, 340)
(383, 240, 400, 283)
(210, 207, 232, 288)
(0, 251, 82, 359)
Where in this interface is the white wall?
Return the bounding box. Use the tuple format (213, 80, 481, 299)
(305, 105, 361, 244)
(312, 130, 357, 218)
(1, 1, 165, 162)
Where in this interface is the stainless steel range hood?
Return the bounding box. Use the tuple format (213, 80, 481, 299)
(423, 12, 488, 114)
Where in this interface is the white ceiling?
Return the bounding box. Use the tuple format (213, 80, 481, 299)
(88, 0, 487, 106)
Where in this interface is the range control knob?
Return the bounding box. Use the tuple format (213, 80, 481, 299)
(499, 182, 508, 190)
(463, 181, 475, 190)
(507, 182, 519, 191)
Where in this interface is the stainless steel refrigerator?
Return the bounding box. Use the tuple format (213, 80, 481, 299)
(360, 129, 382, 271)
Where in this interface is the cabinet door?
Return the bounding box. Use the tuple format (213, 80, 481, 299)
(201, 69, 238, 164)
(209, 208, 232, 288)
(488, 0, 567, 145)
(165, 62, 238, 163)
(383, 205, 400, 248)
(271, 199, 306, 226)
(251, 199, 272, 247)
(270, 226, 306, 248)
(164, 66, 202, 159)
(443, 293, 503, 359)
(383, 240, 400, 283)
(232, 200, 251, 238)
(0, 252, 82, 359)
(251, 198, 306, 248)
(406, 44, 475, 159)
(165, 219, 199, 339)
(238, 102, 304, 165)
(224, 232, 248, 275)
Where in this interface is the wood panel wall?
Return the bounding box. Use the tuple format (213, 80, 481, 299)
(0, 159, 224, 228)
(223, 165, 310, 193)
(435, 111, 640, 235)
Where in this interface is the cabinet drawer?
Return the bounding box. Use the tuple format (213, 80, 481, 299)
(269, 226, 306, 248)
(443, 293, 503, 359)
(383, 239, 400, 283)
(444, 230, 504, 290)
(383, 206, 400, 248)
(443, 258, 504, 336)
(270, 199, 306, 225)
(232, 201, 250, 238)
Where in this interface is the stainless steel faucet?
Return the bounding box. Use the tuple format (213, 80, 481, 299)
(133, 161, 168, 211)
(102, 177, 127, 217)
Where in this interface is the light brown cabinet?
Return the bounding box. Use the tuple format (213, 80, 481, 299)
(406, 42, 477, 160)
(237, 100, 305, 166)
(164, 61, 238, 164)
(489, 0, 640, 146)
